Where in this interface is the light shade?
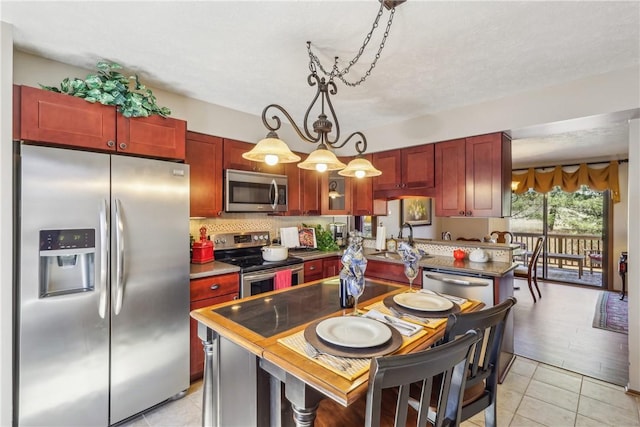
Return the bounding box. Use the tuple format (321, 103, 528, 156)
(297, 146, 347, 172)
(338, 157, 382, 178)
(242, 132, 301, 165)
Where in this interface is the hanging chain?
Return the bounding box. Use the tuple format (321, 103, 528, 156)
(307, 2, 399, 87)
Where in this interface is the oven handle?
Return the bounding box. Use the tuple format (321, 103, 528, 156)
(244, 264, 304, 282)
(424, 272, 490, 287)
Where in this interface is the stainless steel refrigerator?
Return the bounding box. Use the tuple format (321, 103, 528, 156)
(15, 144, 190, 426)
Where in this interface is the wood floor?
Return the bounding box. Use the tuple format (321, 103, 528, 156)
(513, 278, 629, 386)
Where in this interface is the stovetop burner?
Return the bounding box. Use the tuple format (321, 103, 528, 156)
(211, 230, 304, 273)
(220, 256, 304, 273)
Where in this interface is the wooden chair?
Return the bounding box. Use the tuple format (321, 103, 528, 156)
(315, 330, 482, 427)
(514, 236, 545, 302)
(588, 250, 603, 273)
(429, 297, 517, 427)
(490, 230, 513, 244)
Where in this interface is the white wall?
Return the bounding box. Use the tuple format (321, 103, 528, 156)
(613, 164, 629, 291)
(0, 21, 13, 427)
(627, 119, 639, 392)
(364, 66, 640, 152)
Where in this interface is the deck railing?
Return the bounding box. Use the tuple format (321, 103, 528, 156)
(512, 232, 603, 270)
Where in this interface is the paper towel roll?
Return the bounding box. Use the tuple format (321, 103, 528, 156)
(376, 226, 386, 250)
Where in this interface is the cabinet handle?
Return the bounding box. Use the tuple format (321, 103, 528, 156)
(309, 266, 316, 270)
(210, 284, 220, 290)
(119, 142, 127, 150)
(233, 295, 239, 300)
(459, 211, 465, 215)
(107, 140, 115, 147)
(466, 211, 472, 216)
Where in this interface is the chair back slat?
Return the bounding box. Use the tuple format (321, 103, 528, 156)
(439, 297, 517, 426)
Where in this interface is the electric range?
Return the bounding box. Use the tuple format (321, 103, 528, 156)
(211, 231, 304, 297)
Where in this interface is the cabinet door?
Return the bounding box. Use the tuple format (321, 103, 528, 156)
(402, 144, 435, 189)
(372, 149, 402, 191)
(186, 132, 224, 217)
(435, 139, 467, 217)
(350, 154, 375, 216)
(190, 293, 238, 381)
(223, 138, 285, 174)
(364, 260, 422, 287)
(465, 133, 511, 217)
(189, 273, 239, 380)
(323, 257, 342, 278)
(321, 168, 351, 215)
(18, 85, 116, 151)
(283, 154, 304, 216)
(301, 168, 321, 215)
(116, 115, 186, 160)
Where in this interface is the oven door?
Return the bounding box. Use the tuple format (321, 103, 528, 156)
(241, 263, 304, 298)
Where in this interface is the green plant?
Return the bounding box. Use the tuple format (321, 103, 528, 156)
(40, 61, 171, 118)
(304, 224, 339, 251)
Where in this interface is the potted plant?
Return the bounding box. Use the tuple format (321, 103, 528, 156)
(40, 61, 171, 118)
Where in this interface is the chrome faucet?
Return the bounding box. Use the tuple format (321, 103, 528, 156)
(398, 222, 414, 246)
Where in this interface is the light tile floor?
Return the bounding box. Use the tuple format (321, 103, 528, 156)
(120, 356, 640, 427)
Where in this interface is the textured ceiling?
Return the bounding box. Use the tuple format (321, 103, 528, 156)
(2, 1, 639, 166)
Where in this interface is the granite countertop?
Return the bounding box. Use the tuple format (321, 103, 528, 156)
(288, 249, 343, 261)
(190, 261, 240, 280)
(419, 255, 517, 277)
(362, 248, 516, 277)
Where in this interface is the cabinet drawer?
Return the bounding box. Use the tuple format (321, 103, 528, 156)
(304, 259, 323, 275)
(190, 273, 239, 302)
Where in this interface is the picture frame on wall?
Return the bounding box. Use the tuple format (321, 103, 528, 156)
(400, 197, 432, 226)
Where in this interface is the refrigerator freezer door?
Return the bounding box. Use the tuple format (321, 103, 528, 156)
(109, 155, 190, 424)
(18, 145, 110, 426)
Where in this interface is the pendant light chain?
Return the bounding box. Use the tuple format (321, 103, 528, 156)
(307, 2, 398, 87)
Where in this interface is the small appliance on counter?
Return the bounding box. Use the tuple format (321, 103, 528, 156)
(192, 226, 214, 264)
(329, 222, 347, 247)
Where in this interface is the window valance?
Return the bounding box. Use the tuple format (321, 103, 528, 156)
(512, 161, 620, 203)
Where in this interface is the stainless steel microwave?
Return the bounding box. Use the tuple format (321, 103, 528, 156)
(225, 169, 288, 212)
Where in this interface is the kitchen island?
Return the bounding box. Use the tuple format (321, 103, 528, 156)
(190, 278, 483, 427)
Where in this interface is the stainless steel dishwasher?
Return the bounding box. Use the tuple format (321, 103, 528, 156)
(423, 268, 515, 382)
(423, 270, 495, 304)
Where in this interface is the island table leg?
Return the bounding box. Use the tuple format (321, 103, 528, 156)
(199, 324, 219, 427)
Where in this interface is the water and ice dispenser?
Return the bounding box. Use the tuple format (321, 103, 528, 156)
(39, 228, 96, 297)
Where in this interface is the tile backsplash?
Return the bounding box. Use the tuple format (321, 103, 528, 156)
(189, 214, 349, 242)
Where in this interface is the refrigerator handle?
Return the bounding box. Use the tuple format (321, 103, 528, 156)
(98, 199, 109, 319)
(114, 198, 125, 315)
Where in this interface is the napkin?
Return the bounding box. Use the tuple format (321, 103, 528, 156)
(363, 309, 423, 337)
(420, 289, 467, 305)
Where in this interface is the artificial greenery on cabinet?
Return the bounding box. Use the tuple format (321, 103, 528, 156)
(40, 61, 171, 118)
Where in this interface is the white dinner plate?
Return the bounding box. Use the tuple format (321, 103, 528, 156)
(393, 292, 454, 312)
(316, 317, 392, 348)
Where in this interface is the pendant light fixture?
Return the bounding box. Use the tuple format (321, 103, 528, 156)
(244, 0, 405, 177)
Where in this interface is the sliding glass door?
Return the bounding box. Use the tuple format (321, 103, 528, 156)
(511, 187, 607, 288)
